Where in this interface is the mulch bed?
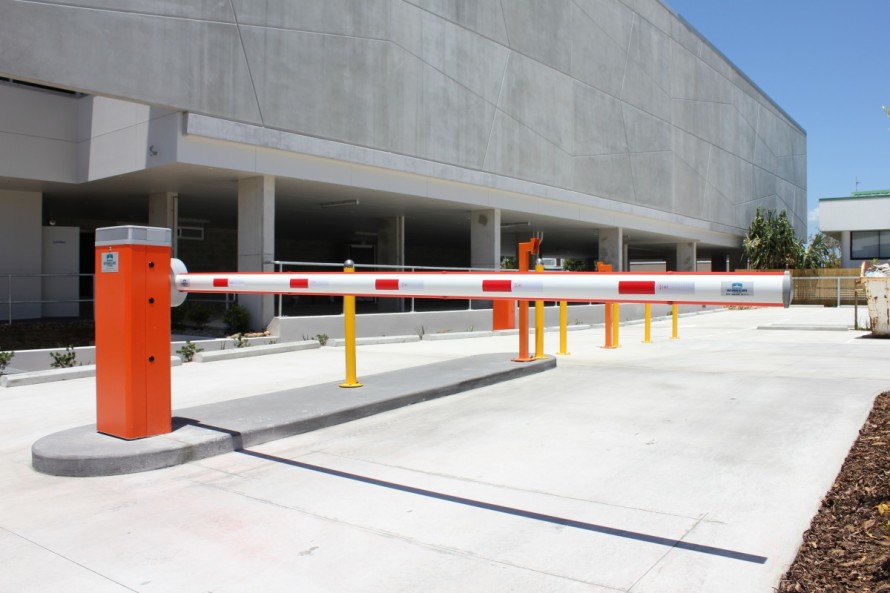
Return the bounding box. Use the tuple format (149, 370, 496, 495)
(0, 318, 97, 350)
(777, 390, 890, 592)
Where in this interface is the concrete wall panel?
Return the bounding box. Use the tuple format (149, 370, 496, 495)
(500, 53, 574, 150)
(574, 154, 635, 202)
(672, 155, 706, 216)
(630, 151, 673, 209)
(501, 0, 572, 73)
(418, 67, 494, 169)
(621, 61, 672, 123)
(672, 128, 710, 176)
(623, 105, 672, 153)
(407, 0, 509, 45)
(232, 0, 387, 37)
(573, 0, 635, 51)
(25, 0, 234, 21)
(0, 2, 260, 124)
(484, 113, 570, 189)
(420, 10, 510, 104)
(390, 0, 423, 56)
(628, 17, 673, 95)
(632, 0, 673, 34)
(570, 9, 628, 97)
(573, 84, 628, 156)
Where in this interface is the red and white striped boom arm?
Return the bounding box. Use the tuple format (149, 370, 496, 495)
(172, 262, 791, 307)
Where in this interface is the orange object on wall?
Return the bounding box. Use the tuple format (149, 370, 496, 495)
(95, 226, 172, 439)
(492, 299, 516, 330)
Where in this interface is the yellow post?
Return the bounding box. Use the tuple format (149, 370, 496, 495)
(557, 300, 570, 355)
(611, 302, 620, 347)
(534, 260, 546, 359)
(671, 303, 679, 340)
(643, 303, 652, 343)
(339, 260, 363, 388)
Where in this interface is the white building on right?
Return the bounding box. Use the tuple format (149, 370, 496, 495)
(820, 190, 890, 268)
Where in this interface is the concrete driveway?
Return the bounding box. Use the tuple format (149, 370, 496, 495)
(2, 306, 888, 592)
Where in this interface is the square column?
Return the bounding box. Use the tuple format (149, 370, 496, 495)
(471, 209, 501, 311)
(471, 209, 501, 269)
(675, 242, 697, 271)
(598, 227, 623, 271)
(148, 192, 178, 257)
(238, 176, 275, 329)
(377, 216, 406, 312)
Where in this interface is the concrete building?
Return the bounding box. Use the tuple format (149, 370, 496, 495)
(0, 0, 807, 327)
(820, 190, 890, 268)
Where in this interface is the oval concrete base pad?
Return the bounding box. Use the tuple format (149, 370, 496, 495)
(32, 354, 555, 477)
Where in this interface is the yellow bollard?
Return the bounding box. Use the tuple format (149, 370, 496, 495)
(671, 303, 679, 340)
(643, 303, 652, 343)
(612, 302, 620, 348)
(339, 261, 363, 388)
(534, 260, 546, 359)
(557, 300, 570, 355)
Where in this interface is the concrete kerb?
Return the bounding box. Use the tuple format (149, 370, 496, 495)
(193, 340, 320, 362)
(1, 357, 182, 388)
(328, 335, 420, 347)
(31, 353, 556, 477)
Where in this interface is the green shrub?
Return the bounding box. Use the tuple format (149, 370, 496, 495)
(176, 340, 203, 362)
(50, 346, 77, 368)
(0, 349, 14, 375)
(224, 303, 251, 334)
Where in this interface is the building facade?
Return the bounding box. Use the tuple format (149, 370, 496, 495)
(820, 190, 890, 269)
(0, 0, 807, 326)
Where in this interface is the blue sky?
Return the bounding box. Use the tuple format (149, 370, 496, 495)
(664, 0, 888, 238)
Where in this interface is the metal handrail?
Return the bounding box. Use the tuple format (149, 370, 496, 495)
(2, 273, 95, 325)
(266, 260, 512, 316)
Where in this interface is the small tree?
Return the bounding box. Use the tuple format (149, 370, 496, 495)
(743, 208, 803, 270)
(743, 208, 841, 270)
(802, 232, 841, 269)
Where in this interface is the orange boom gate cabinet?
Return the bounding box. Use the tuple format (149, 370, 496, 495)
(94, 226, 173, 439)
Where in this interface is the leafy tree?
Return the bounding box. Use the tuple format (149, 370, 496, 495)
(743, 208, 803, 269)
(743, 208, 841, 270)
(802, 232, 841, 269)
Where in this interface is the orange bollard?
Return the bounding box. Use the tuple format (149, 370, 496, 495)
(493, 299, 516, 330)
(671, 303, 679, 339)
(602, 301, 615, 349)
(612, 302, 620, 348)
(94, 226, 172, 439)
(512, 237, 540, 362)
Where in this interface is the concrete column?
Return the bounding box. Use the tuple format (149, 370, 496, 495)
(675, 242, 697, 271)
(470, 209, 501, 269)
(148, 192, 178, 257)
(598, 227, 623, 271)
(238, 176, 275, 329)
(377, 216, 406, 313)
(471, 209, 501, 310)
(0, 190, 42, 320)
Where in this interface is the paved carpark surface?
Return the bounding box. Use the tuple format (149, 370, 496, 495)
(2, 306, 890, 592)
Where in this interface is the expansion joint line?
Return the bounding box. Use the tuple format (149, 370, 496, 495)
(229, 0, 265, 126)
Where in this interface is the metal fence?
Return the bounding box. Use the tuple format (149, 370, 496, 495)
(790, 276, 863, 307)
(269, 260, 507, 317)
